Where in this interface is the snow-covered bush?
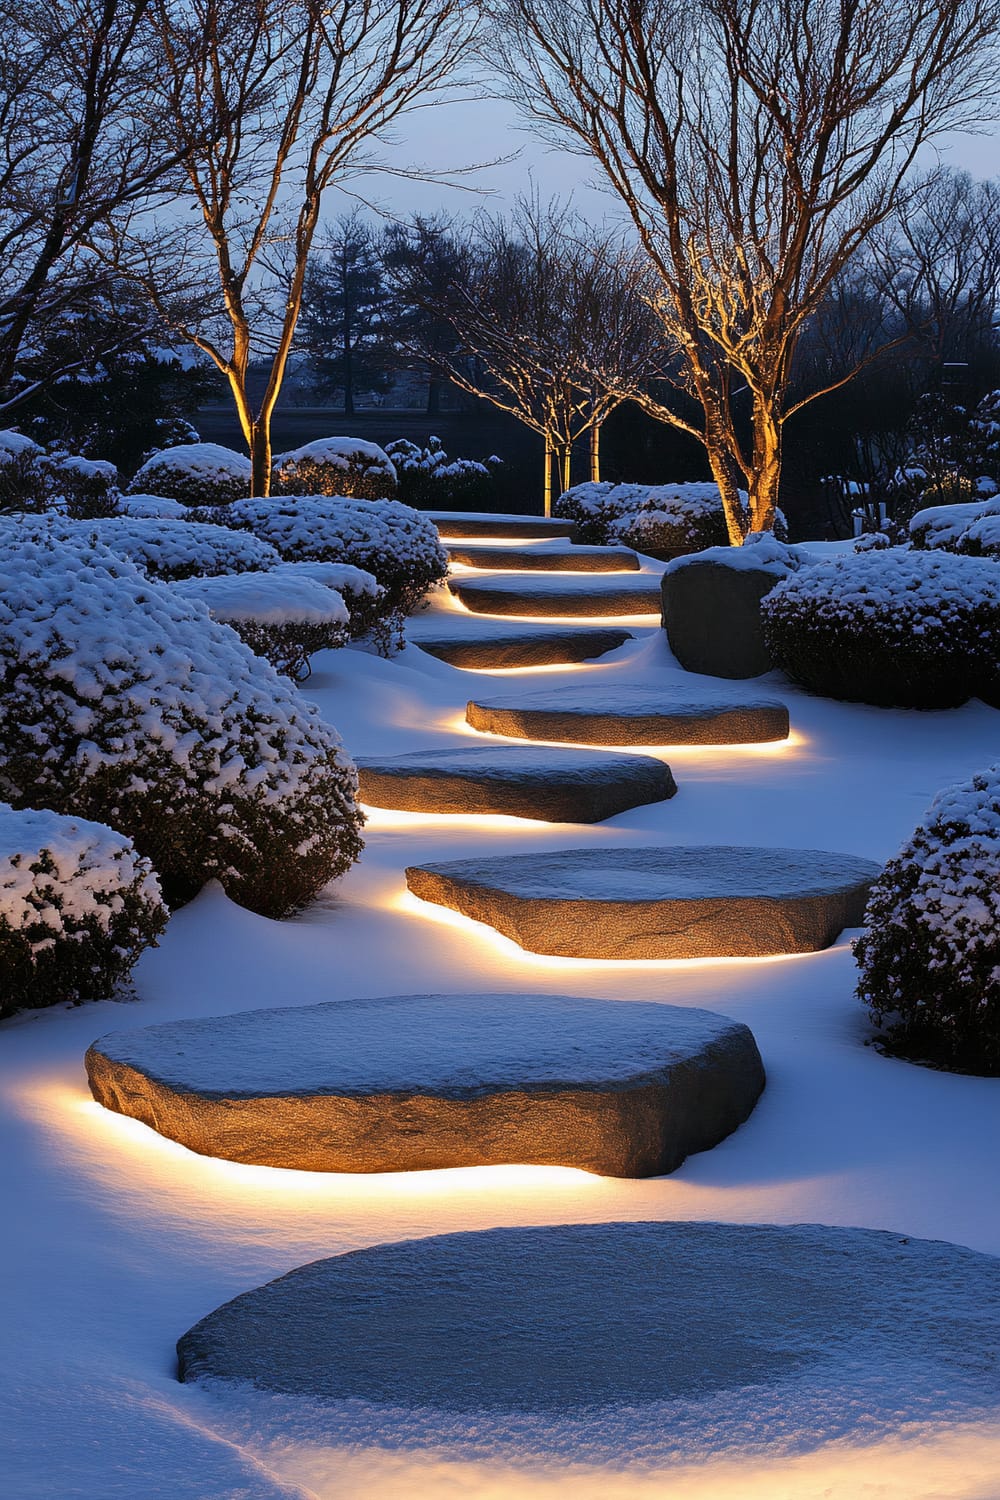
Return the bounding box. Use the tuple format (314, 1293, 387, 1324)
(272, 437, 397, 500)
(855, 764, 1000, 1073)
(0, 805, 167, 1018)
(268, 560, 384, 642)
(0, 433, 122, 519)
(761, 549, 1000, 708)
(910, 494, 1000, 559)
(118, 493, 190, 520)
(556, 480, 787, 552)
(384, 436, 499, 510)
(127, 443, 251, 507)
(171, 572, 349, 679)
(60, 517, 281, 581)
(0, 521, 364, 917)
(224, 495, 447, 647)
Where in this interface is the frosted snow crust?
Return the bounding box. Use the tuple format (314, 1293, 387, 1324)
(56, 517, 281, 580)
(763, 548, 1000, 630)
(171, 573, 350, 627)
(128, 444, 251, 506)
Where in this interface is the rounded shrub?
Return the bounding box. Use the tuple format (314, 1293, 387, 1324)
(272, 437, 397, 500)
(856, 765, 1000, 1073)
(225, 496, 448, 647)
(0, 520, 364, 917)
(556, 481, 786, 552)
(761, 549, 1000, 708)
(910, 495, 1000, 556)
(61, 517, 281, 581)
(268, 560, 384, 643)
(128, 443, 251, 507)
(0, 804, 167, 1018)
(384, 436, 498, 511)
(171, 572, 350, 680)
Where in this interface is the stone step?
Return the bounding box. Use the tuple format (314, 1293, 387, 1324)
(410, 625, 634, 670)
(449, 573, 662, 617)
(446, 542, 639, 572)
(425, 510, 577, 540)
(405, 844, 880, 959)
(86, 992, 764, 1177)
(175, 1222, 1000, 1463)
(357, 746, 676, 822)
(466, 683, 789, 745)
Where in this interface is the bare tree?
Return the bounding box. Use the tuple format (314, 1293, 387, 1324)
(0, 0, 200, 414)
(491, 0, 1000, 541)
(389, 200, 665, 511)
(114, 0, 474, 494)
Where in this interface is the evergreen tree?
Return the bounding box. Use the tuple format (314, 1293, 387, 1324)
(300, 214, 394, 414)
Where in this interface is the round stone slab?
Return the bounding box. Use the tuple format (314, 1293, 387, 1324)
(85, 993, 764, 1176)
(427, 510, 577, 540)
(410, 625, 633, 669)
(447, 542, 640, 572)
(449, 573, 662, 617)
(175, 1222, 1000, 1462)
(466, 683, 790, 745)
(405, 845, 880, 958)
(356, 746, 677, 822)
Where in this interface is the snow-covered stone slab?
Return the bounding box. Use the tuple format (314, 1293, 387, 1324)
(405, 845, 879, 958)
(466, 683, 790, 744)
(356, 746, 677, 822)
(449, 572, 663, 617)
(175, 1222, 1000, 1462)
(447, 542, 640, 572)
(411, 625, 633, 668)
(426, 510, 576, 539)
(85, 993, 763, 1176)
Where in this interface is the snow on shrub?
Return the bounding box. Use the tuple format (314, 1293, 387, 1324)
(855, 764, 1000, 1073)
(272, 437, 397, 500)
(556, 480, 787, 552)
(128, 443, 251, 507)
(171, 572, 349, 679)
(761, 549, 1000, 708)
(909, 495, 1000, 555)
(0, 429, 43, 463)
(225, 495, 447, 648)
(0, 437, 122, 520)
(384, 436, 498, 510)
(0, 804, 167, 1018)
(59, 517, 281, 581)
(268, 560, 384, 642)
(118, 493, 190, 520)
(0, 521, 364, 917)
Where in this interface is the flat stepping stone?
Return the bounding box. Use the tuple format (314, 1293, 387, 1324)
(450, 573, 662, 617)
(447, 541, 639, 572)
(356, 746, 677, 822)
(426, 510, 576, 540)
(85, 992, 764, 1176)
(410, 625, 633, 669)
(466, 683, 789, 744)
(175, 1222, 1000, 1462)
(405, 845, 880, 958)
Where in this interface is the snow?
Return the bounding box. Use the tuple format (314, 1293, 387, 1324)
(0, 427, 43, 462)
(664, 533, 802, 578)
(226, 495, 447, 574)
(273, 437, 396, 479)
(128, 443, 251, 503)
(56, 516, 281, 579)
(90, 992, 743, 1095)
(118, 493, 191, 520)
(171, 572, 350, 628)
(470, 682, 785, 715)
(763, 546, 1000, 626)
(269, 560, 380, 599)
(6, 540, 1000, 1497)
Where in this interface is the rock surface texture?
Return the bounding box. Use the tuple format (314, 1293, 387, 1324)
(408, 625, 633, 669)
(405, 845, 880, 958)
(449, 574, 662, 618)
(447, 542, 640, 572)
(175, 1222, 1000, 1462)
(86, 993, 764, 1176)
(357, 746, 677, 822)
(661, 559, 781, 678)
(466, 684, 790, 745)
(426, 511, 577, 540)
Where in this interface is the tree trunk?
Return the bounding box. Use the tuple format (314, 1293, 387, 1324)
(560, 444, 572, 495)
(703, 426, 749, 545)
(589, 422, 601, 483)
(343, 284, 354, 415)
(543, 438, 553, 516)
(748, 394, 782, 534)
(249, 421, 272, 498)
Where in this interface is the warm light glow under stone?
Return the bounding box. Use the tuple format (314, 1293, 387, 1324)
(361, 804, 567, 833)
(441, 710, 806, 757)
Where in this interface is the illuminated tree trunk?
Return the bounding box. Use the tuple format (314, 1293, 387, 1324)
(559, 443, 571, 495)
(543, 437, 553, 516)
(589, 421, 601, 482)
(748, 396, 782, 536)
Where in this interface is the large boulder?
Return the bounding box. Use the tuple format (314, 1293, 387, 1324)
(661, 534, 800, 678)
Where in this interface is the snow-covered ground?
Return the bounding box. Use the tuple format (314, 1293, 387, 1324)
(5, 561, 1000, 1499)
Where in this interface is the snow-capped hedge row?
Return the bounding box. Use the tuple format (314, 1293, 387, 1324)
(0, 431, 122, 520)
(62, 517, 281, 581)
(910, 496, 1000, 557)
(224, 495, 448, 645)
(128, 443, 252, 507)
(0, 805, 167, 1017)
(0, 522, 364, 917)
(171, 572, 350, 680)
(555, 481, 788, 553)
(272, 437, 397, 500)
(385, 436, 498, 511)
(118, 493, 190, 520)
(268, 560, 384, 643)
(856, 764, 1000, 1072)
(761, 549, 1000, 708)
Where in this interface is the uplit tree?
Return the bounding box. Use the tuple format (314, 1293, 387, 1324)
(491, 0, 1000, 540)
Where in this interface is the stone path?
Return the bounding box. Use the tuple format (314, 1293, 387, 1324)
(86, 992, 764, 1176)
(405, 845, 880, 959)
(466, 683, 790, 745)
(425, 510, 577, 540)
(407, 623, 634, 669)
(357, 745, 677, 822)
(450, 571, 663, 617)
(447, 541, 640, 572)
